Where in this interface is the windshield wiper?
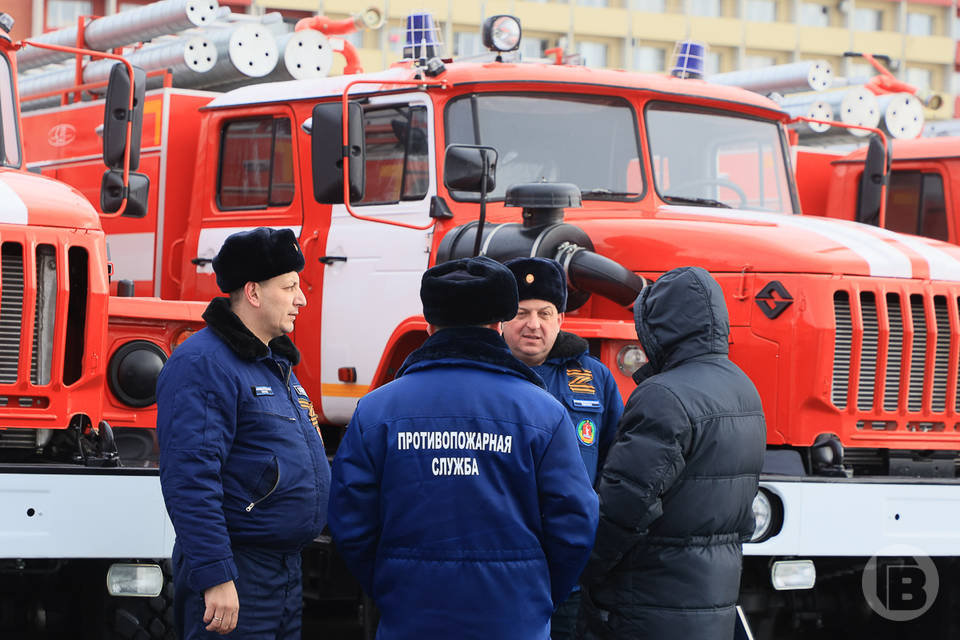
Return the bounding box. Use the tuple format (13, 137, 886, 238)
(580, 188, 641, 199)
(661, 195, 732, 209)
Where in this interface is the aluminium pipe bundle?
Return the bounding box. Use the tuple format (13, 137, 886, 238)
(17, 0, 220, 71)
(19, 34, 218, 104)
(709, 61, 833, 95)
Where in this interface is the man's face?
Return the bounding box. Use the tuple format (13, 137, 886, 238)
(502, 299, 562, 367)
(255, 271, 307, 340)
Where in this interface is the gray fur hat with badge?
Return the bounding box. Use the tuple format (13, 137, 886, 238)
(213, 227, 305, 293)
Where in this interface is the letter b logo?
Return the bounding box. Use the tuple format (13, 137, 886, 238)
(862, 546, 938, 622)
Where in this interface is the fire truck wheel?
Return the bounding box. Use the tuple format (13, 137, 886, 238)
(106, 560, 176, 640)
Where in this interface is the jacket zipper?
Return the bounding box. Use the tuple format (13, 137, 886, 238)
(245, 470, 280, 512)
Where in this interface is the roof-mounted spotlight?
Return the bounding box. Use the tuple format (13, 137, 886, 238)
(403, 12, 443, 60)
(0, 13, 14, 34)
(482, 15, 521, 56)
(670, 40, 706, 79)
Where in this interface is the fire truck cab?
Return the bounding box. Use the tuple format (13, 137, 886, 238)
(20, 13, 960, 637)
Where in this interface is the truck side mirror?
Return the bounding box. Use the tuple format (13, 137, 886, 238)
(103, 63, 146, 171)
(101, 169, 150, 218)
(443, 145, 497, 193)
(856, 134, 888, 227)
(311, 101, 365, 204)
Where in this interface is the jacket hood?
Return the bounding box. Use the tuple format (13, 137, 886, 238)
(202, 297, 301, 365)
(397, 326, 545, 388)
(633, 266, 728, 375)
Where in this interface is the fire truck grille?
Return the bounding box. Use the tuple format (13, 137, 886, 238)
(0, 243, 24, 384)
(833, 289, 957, 416)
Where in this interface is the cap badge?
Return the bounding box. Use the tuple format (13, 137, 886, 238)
(525, 273, 535, 284)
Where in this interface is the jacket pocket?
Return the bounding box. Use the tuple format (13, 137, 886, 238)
(224, 453, 282, 513)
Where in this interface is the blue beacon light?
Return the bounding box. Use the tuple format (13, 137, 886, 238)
(403, 12, 442, 60)
(671, 40, 706, 79)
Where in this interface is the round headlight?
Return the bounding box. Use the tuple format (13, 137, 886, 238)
(616, 344, 648, 377)
(751, 490, 772, 542)
(108, 341, 167, 408)
(483, 15, 521, 53)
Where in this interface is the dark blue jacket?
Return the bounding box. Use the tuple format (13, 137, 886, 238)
(157, 298, 330, 593)
(578, 267, 765, 640)
(328, 328, 599, 640)
(532, 331, 623, 485)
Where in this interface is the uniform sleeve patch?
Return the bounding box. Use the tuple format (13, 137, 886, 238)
(252, 386, 274, 397)
(577, 419, 596, 446)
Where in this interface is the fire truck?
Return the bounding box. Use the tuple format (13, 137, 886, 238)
(798, 136, 960, 249)
(0, 13, 206, 638)
(21, 11, 960, 638)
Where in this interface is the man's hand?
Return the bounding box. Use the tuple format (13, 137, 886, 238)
(203, 580, 239, 634)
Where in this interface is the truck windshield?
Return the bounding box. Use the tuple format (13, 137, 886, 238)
(646, 102, 794, 213)
(445, 93, 643, 202)
(0, 51, 20, 168)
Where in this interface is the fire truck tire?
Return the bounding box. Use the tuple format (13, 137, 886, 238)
(106, 560, 176, 640)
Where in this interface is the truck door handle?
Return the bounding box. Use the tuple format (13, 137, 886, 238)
(191, 257, 213, 266)
(318, 256, 348, 265)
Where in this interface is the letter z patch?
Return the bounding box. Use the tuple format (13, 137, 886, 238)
(567, 368, 596, 394)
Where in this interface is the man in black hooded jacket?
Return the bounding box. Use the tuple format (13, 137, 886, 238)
(576, 266, 766, 640)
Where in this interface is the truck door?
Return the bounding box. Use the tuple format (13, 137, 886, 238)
(318, 93, 435, 424)
(183, 106, 304, 301)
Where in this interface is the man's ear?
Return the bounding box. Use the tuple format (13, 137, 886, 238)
(557, 312, 564, 327)
(243, 281, 261, 308)
(426, 323, 438, 336)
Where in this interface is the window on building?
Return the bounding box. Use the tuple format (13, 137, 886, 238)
(746, 0, 776, 22)
(357, 105, 430, 205)
(883, 172, 948, 241)
(454, 31, 482, 57)
(905, 67, 933, 91)
(578, 0, 609, 6)
(705, 50, 721, 74)
(744, 55, 775, 69)
(634, 46, 665, 72)
(799, 3, 830, 27)
(577, 41, 608, 68)
(218, 118, 294, 210)
(690, 0, 721, 17)
(341, 30, 364, 49)
(852, 8, 883, 31)
(521, 38, 549, 59)
(632, 0, 666, 11)
(46, 0, 93, 30)
(905, 13, 934, 36)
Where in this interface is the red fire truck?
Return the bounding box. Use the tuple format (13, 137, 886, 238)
(22, 12, 960, 638)
(0, 13, 205, 638)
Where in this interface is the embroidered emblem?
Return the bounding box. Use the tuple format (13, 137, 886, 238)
(294, 385, 307, 396)
(525, 273, 535, 284)
(567, 368, 596, 394)
(577, 419, 596, 446)
(252, 386, 274, 397)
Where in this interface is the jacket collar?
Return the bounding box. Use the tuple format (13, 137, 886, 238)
(397, 327, 545, 388)
(543, 330, 588, 364)
(202, 297, 301, 365)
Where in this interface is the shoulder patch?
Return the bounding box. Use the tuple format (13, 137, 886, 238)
(567, 368, 596, 394)
(252, 386, 274, 397)
(577, 419, 596, 446)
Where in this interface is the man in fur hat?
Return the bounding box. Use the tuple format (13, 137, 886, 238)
(157, 227, 331, 638)
(328, 256, 598, 640)
(502, 257, 624, 640)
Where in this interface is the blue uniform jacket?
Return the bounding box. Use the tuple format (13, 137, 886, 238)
(328, 328, 599, 640)
(531, 331, 623, 485)
(157, 298, 331, 593)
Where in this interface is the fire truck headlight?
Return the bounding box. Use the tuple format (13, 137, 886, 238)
(771, 560, 816, 590)
(482, 15, 521, 53)
(108, 341, 167, 408)
(107, 563, 163, 597)
(616, 344, 647, 377)
(749, 488, 783, 543)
